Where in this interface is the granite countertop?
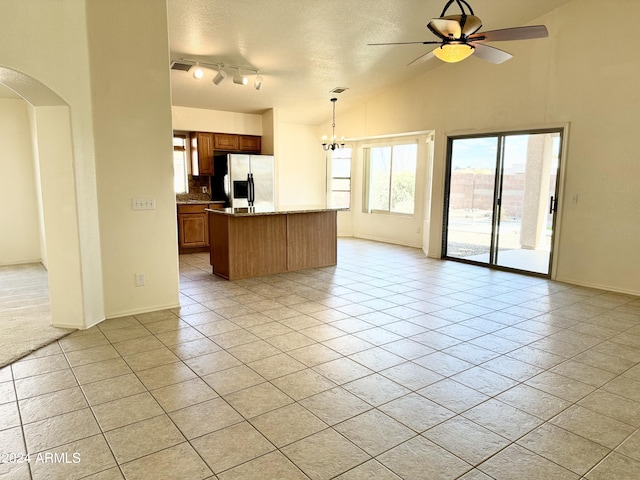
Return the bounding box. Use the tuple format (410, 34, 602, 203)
(175, 193, 227, 206)
(177, 200, 225, 205)
(206, 205, 347, 216)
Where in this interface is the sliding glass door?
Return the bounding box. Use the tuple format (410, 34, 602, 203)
(443, 130, 562, 276)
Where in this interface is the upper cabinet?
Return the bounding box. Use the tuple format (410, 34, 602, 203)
(191, 132, 214, 176)
(213, 133, 239, 151)
(190, 132, 261, 176)
(239, 135, 261, 152)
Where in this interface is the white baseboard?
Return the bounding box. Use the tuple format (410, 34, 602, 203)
(341, 234, 422, 249)
(104, 302, 182, 321)
(0, 259, 43, 267)
(554, 276, 640, 297)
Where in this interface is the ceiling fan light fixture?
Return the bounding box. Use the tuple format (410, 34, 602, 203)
(433, 43, 474, 63)
(370, 0, 548, 66)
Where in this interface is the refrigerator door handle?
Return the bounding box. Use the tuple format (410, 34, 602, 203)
(247, 173, 255, 206)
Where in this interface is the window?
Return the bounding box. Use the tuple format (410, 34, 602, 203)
(173, 134, 188, 194)
(330, 147, 352, 208)
(365, 142, 417, 214)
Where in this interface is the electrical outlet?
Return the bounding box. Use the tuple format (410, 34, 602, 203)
(132, 198, 156, 210)
(135, 273, 145, 287)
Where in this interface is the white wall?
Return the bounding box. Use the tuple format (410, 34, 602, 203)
(26, 104, 48, 267)
(540, 0, 640, 294)
(87, 0, 180, 318)
(276, 122, 326, 208)
(0, 99, 41, 265)
(261, 109, 276, 156)
(34, 106, 86, 326)
(331, 0, 640, 295)
(172, 105, 263, 135)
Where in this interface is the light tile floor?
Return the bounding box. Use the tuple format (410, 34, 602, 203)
(1, 238, 640, 479)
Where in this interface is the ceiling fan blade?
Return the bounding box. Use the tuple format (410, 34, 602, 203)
(428, 18, 462, 39)
(469, 25, 548, 43)
(407, 49, 436, 67)
(368, 41, 441, 46)
(469, 43, 513, 64)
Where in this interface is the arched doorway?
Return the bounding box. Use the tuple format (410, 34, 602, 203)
(0, 66, 104, 332)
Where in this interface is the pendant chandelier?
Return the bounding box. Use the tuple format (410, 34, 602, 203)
(321, 97, 345, 151)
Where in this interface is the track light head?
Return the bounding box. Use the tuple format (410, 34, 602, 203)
(233, 75, 248, 85)
(192, 63, 204, 79)
(254, 74, 263, 90)
(212, 69, 227, 85)
(233, 68, 248, 85)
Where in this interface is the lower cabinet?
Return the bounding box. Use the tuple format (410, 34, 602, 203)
(178, 204, 215, 253)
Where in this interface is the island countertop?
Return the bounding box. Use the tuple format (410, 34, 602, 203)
(205, 205, 347, 216)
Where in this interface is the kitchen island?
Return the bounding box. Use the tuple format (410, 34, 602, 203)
(206, 206, 340, 280)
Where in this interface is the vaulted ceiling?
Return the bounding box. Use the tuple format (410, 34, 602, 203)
(168, 0, 573, 125)
(0, 2, 573, 122)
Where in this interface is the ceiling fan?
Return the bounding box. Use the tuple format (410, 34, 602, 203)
(369, 0, 548, 65)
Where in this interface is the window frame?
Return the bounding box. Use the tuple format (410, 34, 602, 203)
(363, 140, 419, 216)
(328, 146, 352, 209)
(173, 133, 189, 194)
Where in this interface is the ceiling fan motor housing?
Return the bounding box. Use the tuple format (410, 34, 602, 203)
(444, 14, 482, 37)
(429, 0, 483, 40)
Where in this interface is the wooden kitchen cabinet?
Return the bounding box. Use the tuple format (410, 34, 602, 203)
(192, 132, 215, 176)
(178, 204, 209, 253)
(213, 133, 239, 151)
(239, 135, 261, 152)
(178, 203, 225, 253)
(190, 133, 262, 176)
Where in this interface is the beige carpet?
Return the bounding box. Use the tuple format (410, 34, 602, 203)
(0, 263, 75, 368)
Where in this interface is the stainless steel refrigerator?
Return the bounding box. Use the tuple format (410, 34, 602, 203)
(223, 154, 275, 209)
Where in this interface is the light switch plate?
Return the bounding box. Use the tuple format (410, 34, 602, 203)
(132, 198, 156, 210)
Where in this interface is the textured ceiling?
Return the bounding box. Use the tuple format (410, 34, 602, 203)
(168, 0, 572, 125)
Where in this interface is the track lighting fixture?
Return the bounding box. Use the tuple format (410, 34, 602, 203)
(233, 68, 248, 86)
(171, 59, 264, 89)
(192, 62, 204, 79)
(212, 67, 227, 85)
(254, 73, 263, 90)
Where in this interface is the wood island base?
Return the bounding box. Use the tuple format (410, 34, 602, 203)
(207, 208, 338, 280)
